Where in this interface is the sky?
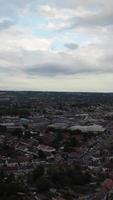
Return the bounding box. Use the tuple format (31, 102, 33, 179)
(0, 0, 113, 92)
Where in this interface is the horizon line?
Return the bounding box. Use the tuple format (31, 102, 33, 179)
(0, 90, 113, 94)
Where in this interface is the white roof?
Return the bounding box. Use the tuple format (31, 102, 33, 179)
(48, 123, 67, 130)
(69, 124, 105, 133)
(0, 122, 15, 126)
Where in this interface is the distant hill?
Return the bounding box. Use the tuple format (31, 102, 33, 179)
(0, 91, 113, 105)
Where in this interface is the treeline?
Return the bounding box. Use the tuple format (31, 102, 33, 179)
(0, 172, 29, 200)
(28, 164, 92, 194)
(0, 105, 30, 117)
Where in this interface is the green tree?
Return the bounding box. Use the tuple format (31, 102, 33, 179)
(32, 165, 44, 182)
(36, 176, 52, 193)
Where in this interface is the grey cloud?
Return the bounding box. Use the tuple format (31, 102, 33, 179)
(0, 66, 15, 75)
(99, 54, 113, 70)
(0, 0, 113, 79)
(70, 13, 113, 28)
(0, 0, 30, 31)
(48, 0, 100, 9)
(0, 19, 15, 30)
(48, 0, 113, 28)
(0, 0, 40, 28)
(0, 0, 41, 18)
(25, 63, 96, 77)
(65, 43, 79, 50)
(0, 0, 112, 32)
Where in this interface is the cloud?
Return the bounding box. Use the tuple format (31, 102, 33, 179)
(39, 5, 77, 20)
(0, 27, 52, 52)
(24, 62, 101, 77)
(70, 13, 113, 29)
(0, 18, 15, 30)
(65, 43, 79, 50)
(0, 0, 113, 91)
(39, 1, 113, 30)
(47, 0, 100, 9)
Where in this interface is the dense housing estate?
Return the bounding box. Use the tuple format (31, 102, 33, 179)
(0, 92, 113, 199)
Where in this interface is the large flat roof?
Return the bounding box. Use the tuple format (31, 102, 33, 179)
(69, 124, 105, 133)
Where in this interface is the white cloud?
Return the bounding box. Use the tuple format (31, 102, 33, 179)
(0, 27, 52, 52)
(0, 0, 113, 91)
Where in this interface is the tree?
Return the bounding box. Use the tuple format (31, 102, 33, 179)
(32, 165, 44, 182)
(0, 181, 26, 197)
(12, 128, 23, 138)
(36, 176, 52, 193)
(38, 150, 46, 160)
(47, 166, 70, 187)
(0, 125, 7, 134)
